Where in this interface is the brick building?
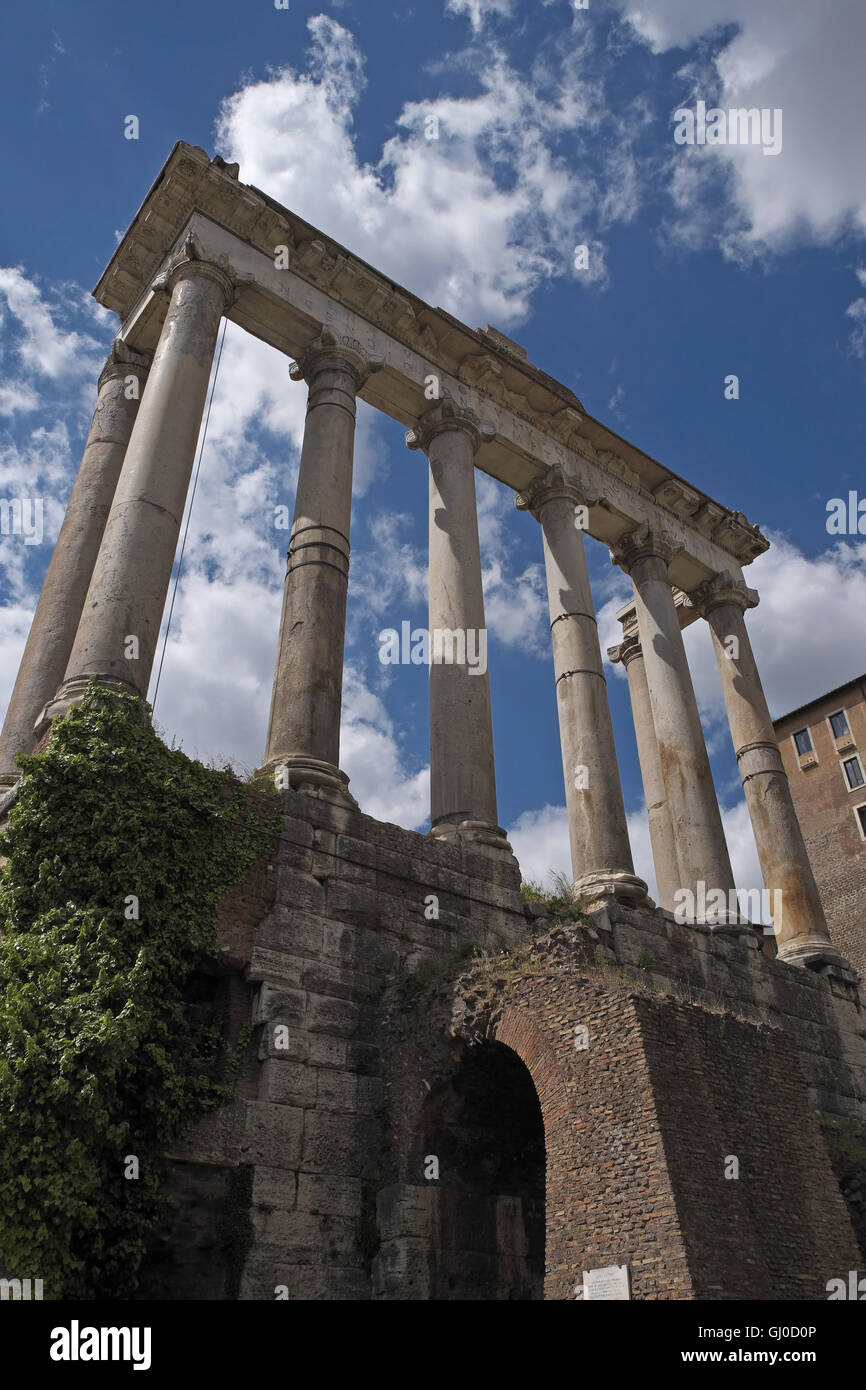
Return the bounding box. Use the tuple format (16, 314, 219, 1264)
(774, 675, 866, 979)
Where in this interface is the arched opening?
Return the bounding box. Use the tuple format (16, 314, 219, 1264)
(409, 1040, 546, 1299)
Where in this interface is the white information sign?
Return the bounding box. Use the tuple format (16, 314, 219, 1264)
(580, 1264, 631, 1300)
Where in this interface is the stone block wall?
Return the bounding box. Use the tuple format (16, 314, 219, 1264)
(142, 789, 866, 1300)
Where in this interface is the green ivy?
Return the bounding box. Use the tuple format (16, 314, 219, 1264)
(0, 682, 279, 1298)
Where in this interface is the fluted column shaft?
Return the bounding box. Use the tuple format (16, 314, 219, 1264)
(615, 533, 735, 909)
(520, 472, 647, 905)
(608, 633, 679, 910)
(46, 253, 232, 715)
(697, 576, 845, 966)
(408, 400, 507, 848)
(0, 344, 149, 782)
(264, 333, 369, 801)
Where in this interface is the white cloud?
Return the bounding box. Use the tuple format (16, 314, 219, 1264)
(0, 599, 32, 727)
(681, 532, 866, 726)
(445, 0, 512, 31)
(722, 796, 766, 914)
(214, 16, 639, 329)
(349, 512, 427, 627)
(507, 800, 664, 899)
(0, 423, 75, 603)
(0, 270, 113, 754)
(0, 267, 102, 380)
(339, 665, 430, 826)
(306, 11, 367, 108)
(150, 571, 281, 770)
(506, 796, 765, 911)
(612, 0, 866, 253)
(846, 270, 866, 357)
(0, 380, 39, 416)
(507, 803, 571, 888)
(476, 473, 550, 655)
(147, 569, 431, 828)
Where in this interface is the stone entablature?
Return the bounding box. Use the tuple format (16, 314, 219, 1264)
(96, 143, 766, 588)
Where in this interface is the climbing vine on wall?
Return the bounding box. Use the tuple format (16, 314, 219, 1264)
(0, 683, 279, 1298)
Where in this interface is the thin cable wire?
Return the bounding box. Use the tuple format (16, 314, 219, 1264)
(152, 319, 228, 713)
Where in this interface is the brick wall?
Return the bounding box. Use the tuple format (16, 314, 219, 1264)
(639, 997, 857, 1298)
(775, 680, 866, 979)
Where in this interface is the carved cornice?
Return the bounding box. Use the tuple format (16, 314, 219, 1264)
(288, 327, 382, 389)
(151, 231, 238, 308)
(609, 521, 683, 573)
(293, 236, 447, 364)
(514, 464, 597, 518)
(575, 436, 652, 501)
(690, 571, 759, 618)
(98, 337, 151, 389)
(652, 478, 767, 563)
(405, 395, 492, 455)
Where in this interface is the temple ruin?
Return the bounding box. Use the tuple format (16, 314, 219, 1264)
(1, 143, 864, 1299)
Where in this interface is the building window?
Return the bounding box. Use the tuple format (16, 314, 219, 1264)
(843, 755, 865, 790)
(856, 805, 866, 841)
(830, 710, 851, 739)
(793, 728, 813, 756)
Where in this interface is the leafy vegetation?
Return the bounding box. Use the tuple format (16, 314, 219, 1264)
(0, 682, 278, 1297)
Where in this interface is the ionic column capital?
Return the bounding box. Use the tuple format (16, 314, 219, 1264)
(289, 327, 382, 391)
(514, 464, 597, 519)
(405, 395, 491, 456)
(691, 570, 759, 618)
(609, 521, 682, 573)
(98, 337, 151, 391)
(607, 634, 642, 668)
(152, 231, 237, 310)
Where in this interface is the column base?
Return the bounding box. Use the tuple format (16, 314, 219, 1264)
(573, 870, 652, 911)
(35, 674, 141, 737)
(269, 755, 359, 809)
(430, 818, 513, 856)
(775, 935, 852, 972)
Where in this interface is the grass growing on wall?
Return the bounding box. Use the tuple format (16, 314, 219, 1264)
(0, 682, 278, 1298)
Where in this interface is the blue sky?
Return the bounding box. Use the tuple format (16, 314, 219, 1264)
(2, 0, 866, 895)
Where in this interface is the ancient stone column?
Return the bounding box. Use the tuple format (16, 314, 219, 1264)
(0, 341, 150, 784)
(611, 527, 736, 917)
(264, 330, 374, 802)
(42, 236, 233, 720)
(694, 572, 847, 967)
(517, 468, 647, 906)
(607, 633, 679, 910)
(406, 398, 509, 850)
